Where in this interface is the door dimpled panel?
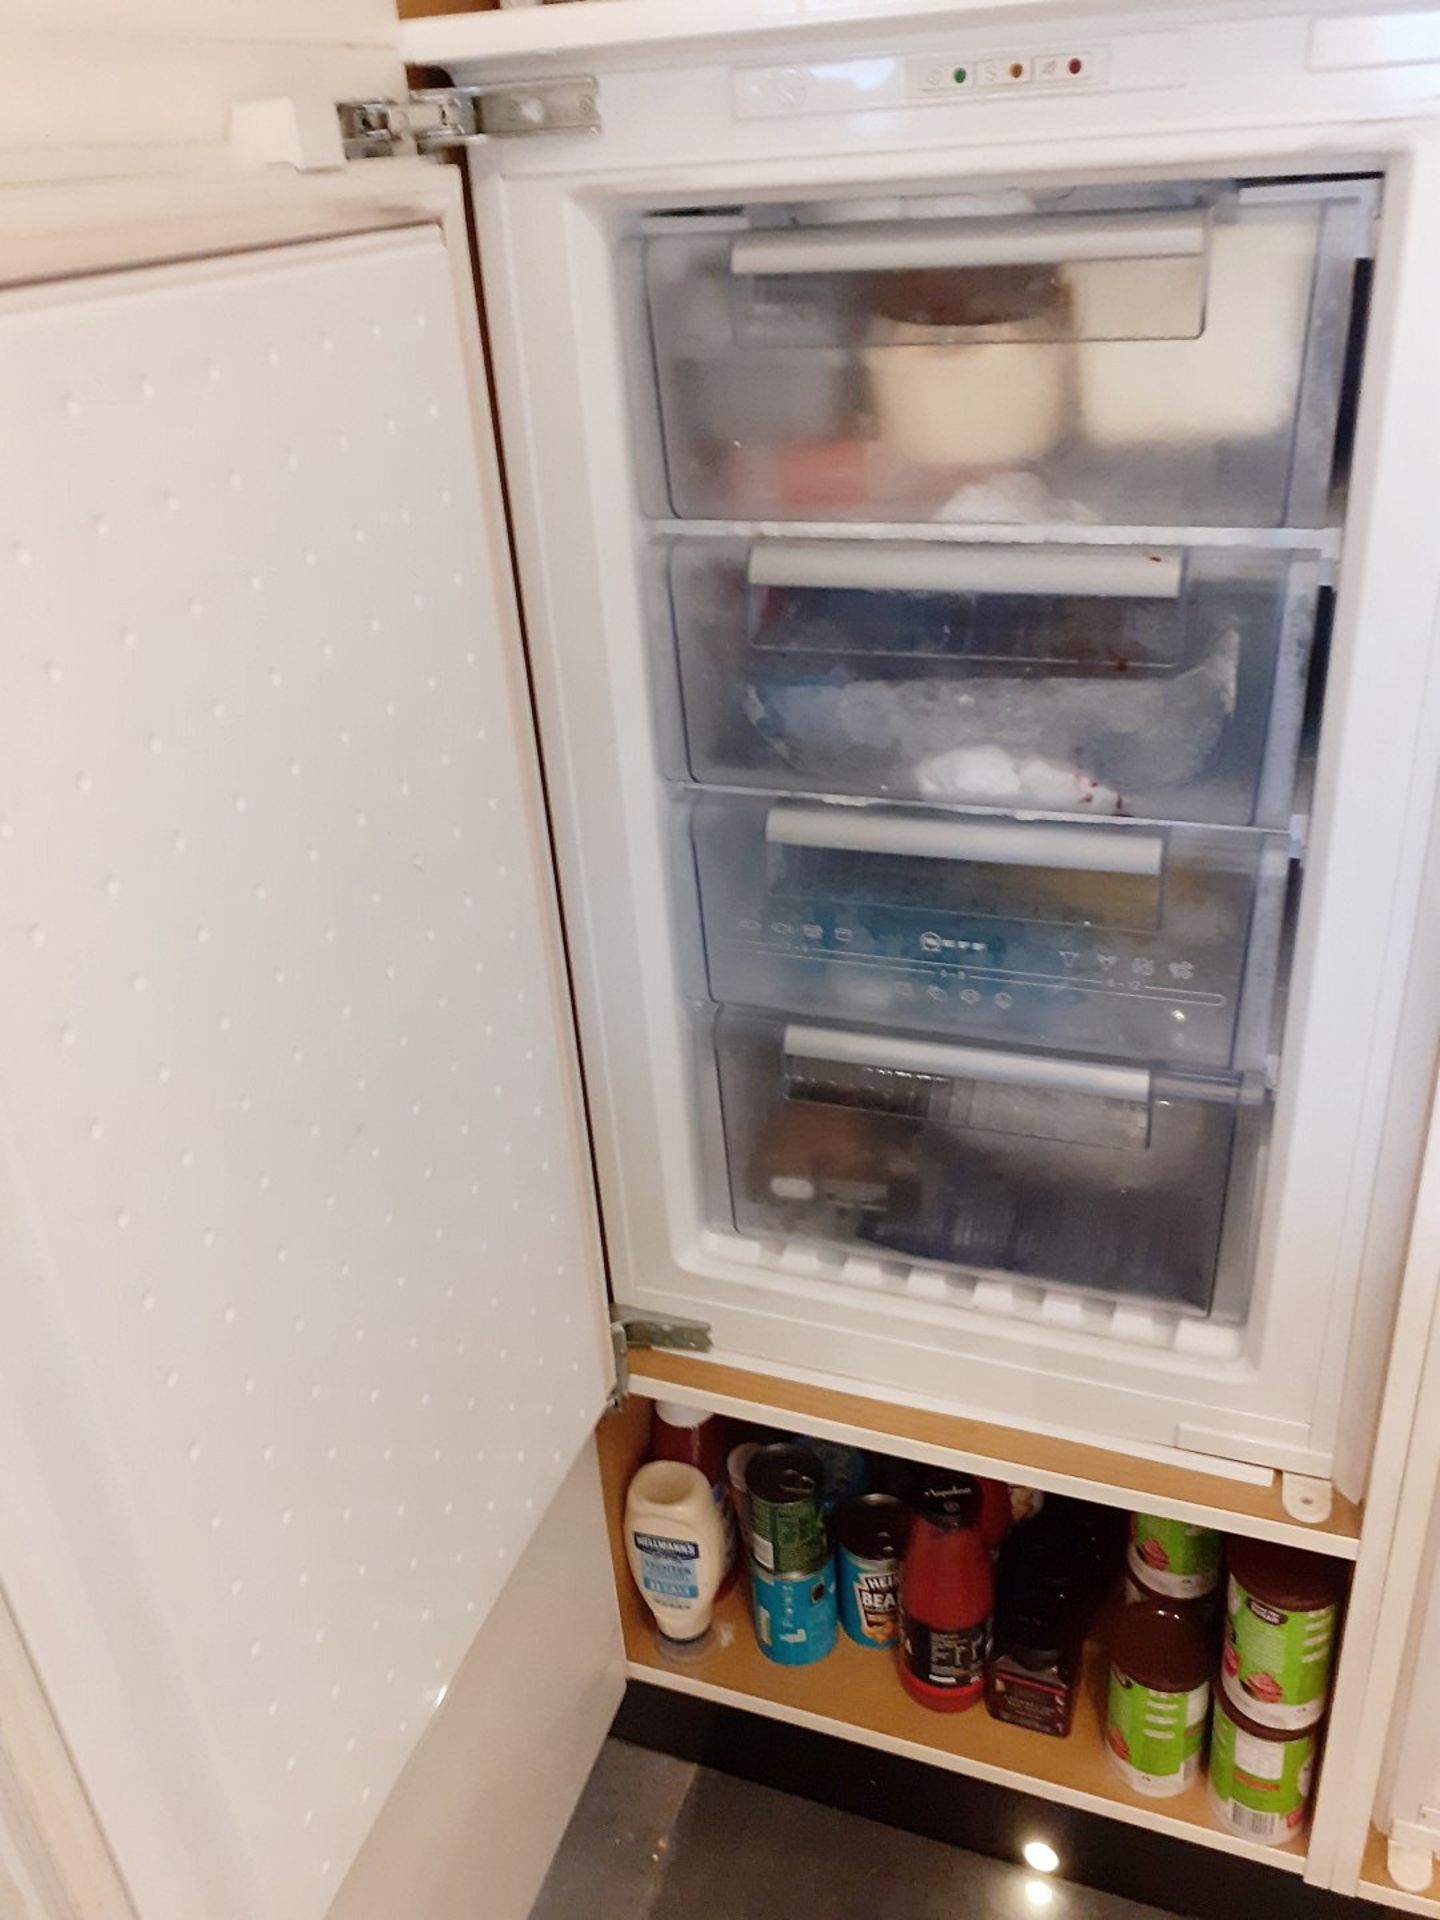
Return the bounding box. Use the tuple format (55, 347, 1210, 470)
(0, 228, 611, 1920)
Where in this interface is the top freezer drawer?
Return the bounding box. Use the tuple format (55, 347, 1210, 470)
(641, 183, 1369, 529)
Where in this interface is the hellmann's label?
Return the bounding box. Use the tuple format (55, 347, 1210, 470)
(633, 1532, 701, 1603)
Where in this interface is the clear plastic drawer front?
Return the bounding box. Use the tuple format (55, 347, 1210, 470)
(665, 539, 1319, 826)
(710, 1009, 1255, 1316)
(689, 798, 1287, 1071)
(642, 185, 1365, 528)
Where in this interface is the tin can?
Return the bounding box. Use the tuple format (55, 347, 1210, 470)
(834, 1493, 909, 1649)
(751, 1556, 838, 1667)
(745, 1445, 826, 1574)
(784, 1434, 869, 1513)
(1128, 1513, 1222, 1600)
(727, 1442, 762, 1555)
(1220, 1539, 1343, 1733)
(1208, 1689, 1316, 1846)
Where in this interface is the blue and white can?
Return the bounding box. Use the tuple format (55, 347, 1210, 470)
(834, 1494, 910, 1650)
(751, 1555, 838, 1667)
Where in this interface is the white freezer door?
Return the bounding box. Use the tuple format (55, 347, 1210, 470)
(0, 173, 620, 1920)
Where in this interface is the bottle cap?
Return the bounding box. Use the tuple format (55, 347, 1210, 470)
(655, 1401, 711, 1429)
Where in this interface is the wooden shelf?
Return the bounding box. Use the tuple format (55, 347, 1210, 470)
(1361, 1826, 1440, 1915)
(597, 1399, 1309, 1871)
(626, 1350, 1363, 1560)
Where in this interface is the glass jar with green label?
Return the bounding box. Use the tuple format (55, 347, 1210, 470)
(1128, 1512, 1222, 1600)
(1209, 1689, 1315, 1845)
(1222, 1538, 1344, 1732)
(1105, 1600, 1211, 1799)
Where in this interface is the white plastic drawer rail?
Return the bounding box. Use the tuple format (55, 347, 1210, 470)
(746, 540, 1184, 601)
(730, 211, 1208, 277)
(782, 1023, 1153, 1105)
(764, 803, 1166, 878)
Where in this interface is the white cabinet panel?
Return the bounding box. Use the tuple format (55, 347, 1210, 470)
(328, 1444, 623, 1920)
(0, 0, 400, 186)
(0, 224, 611, 1920)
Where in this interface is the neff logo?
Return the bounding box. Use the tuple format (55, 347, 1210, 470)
(634, 1534, 700, 1558)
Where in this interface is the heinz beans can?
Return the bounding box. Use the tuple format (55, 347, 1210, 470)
(834, 1494, 910, 1649)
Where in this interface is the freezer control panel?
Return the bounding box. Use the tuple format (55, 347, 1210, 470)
(733, 33, 1188, 118)
(906, 46, 1112, 98)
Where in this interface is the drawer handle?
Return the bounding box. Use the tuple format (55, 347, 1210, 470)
(765, 804, 1166, 878)
(730, 211, 1207, 278)
(782, 1023, 1153, 1106)
(747, 540, 1182, 601)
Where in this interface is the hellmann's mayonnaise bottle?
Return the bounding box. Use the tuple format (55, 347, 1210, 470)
(625, 1460, 726, 1647)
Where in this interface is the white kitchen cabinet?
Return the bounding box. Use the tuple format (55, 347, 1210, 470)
(6, 4, 1440, 1919)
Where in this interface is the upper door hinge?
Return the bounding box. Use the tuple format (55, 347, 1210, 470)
(609, 1308, 712, 1410)
(337, 79, 600, 160)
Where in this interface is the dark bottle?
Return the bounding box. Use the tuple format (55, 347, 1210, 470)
(898, 1469, 993, 1712)
(1029, 1495, 1127, 1626)
(985, 1521, 1086, 1736)
(985, 1601, 1082, 1737)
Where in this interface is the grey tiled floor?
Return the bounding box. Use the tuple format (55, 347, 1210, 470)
(531, 1739, 1181, 1920)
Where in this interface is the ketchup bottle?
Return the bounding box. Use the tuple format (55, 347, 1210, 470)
(649, 1402, 738, 1586)
(899, 1469, 994, 1712)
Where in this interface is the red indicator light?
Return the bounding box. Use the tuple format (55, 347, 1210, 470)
(1068, 56, 1084, 73)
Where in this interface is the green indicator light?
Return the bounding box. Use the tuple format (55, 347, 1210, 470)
(953, 65, 968, 83)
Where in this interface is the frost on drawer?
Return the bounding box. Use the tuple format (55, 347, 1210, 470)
(641, 182, 1369, 528)
(666, 541, 1320, 827)
(690, 798, 1287, 1071)
(710, 1011, 1258, 1316)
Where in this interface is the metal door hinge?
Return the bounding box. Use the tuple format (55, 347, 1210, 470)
(337, 79, 600, 160)
(609, 1308, 712, 1409)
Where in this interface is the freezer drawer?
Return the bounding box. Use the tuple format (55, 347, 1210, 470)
(710, 1009, 1256, 1315)
(642, 184, 1367, 527)
(689, 798, 1287, 1071)
(665, 539, 1320, 825)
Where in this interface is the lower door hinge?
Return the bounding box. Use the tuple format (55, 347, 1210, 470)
(337, 79, 600, 160)
(609, 1308, 712, 1410)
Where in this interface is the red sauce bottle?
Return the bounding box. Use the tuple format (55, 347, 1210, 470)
(899, 1469, 994, 1712)
(649, 1402, 738, 1586)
